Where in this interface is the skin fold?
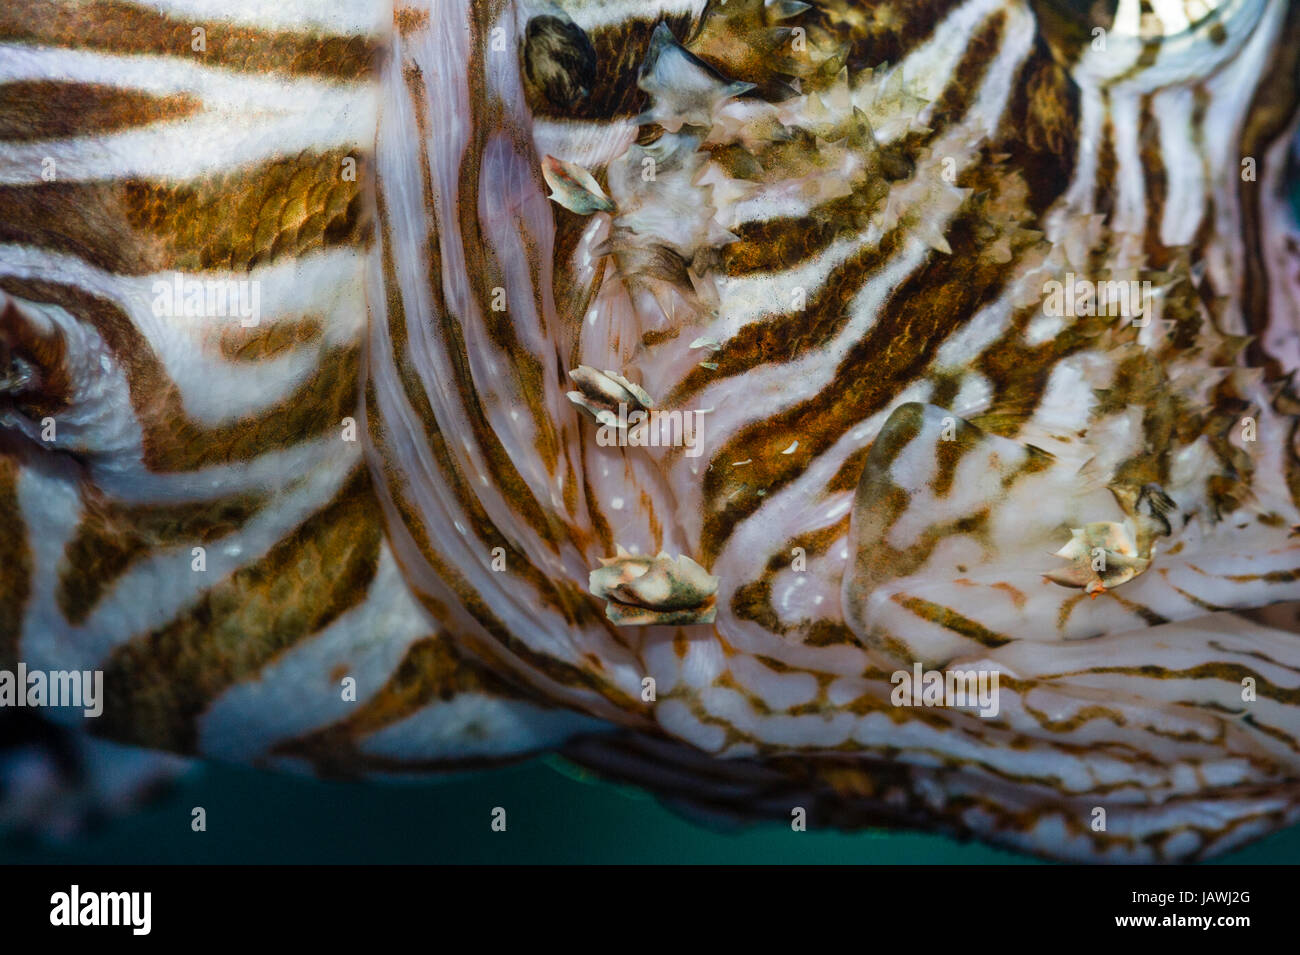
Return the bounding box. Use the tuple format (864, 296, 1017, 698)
(1, 0, 1299, 860)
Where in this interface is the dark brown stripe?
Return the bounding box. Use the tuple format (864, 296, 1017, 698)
(817, 0, 967, 73)
(0, 81, 200, 141)
(1139, 93, 1169, 265)
(1029, 0, 1117, 70)
(1094, 108, 1117, 223)
(891, 593, 1012, 648)
(908, 10, 1008, 149)
(720, 194, 870, 278)
(971, 286, 1121, 444)
(994, 36, 1079, 213)
(668, 226, 905, 407)
(0, 0, 380, 81)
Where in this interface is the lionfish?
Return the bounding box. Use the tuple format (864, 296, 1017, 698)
(1, 0, 1298, 862)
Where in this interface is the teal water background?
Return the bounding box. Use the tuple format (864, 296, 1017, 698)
(2, 755, 1298, 863)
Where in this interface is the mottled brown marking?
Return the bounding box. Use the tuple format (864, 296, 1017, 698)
(94, 467, 382, 753)
(212, 316, 324, 363)
(394, 6, 429, 35)
(0, 150, 369, 276)
(57, 486, 269, 625)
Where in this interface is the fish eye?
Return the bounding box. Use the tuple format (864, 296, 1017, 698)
(522, 14, 598, 108)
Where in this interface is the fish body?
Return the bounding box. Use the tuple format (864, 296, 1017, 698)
(1, 0, 1300, 860)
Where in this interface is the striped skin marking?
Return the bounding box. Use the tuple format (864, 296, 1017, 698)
(359, 0, 1300, 861)
(0, 81, 202, 142)
(0, 280, 361, 473)
(56, 486, 270, 626)
(0, 0, 382, 81)
(564, 729, 1300, 862)
(845, 403, 1300, 663)
(0, 452, 31, 671)
(94, 466, 383, 753)
(1, 0, 1299, 863)
(0, 149, 369, 274)
(1, 0, 600, 793)
(266, 628, 607, 775)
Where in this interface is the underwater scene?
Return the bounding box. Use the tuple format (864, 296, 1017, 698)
(2, 0, 1300, 869)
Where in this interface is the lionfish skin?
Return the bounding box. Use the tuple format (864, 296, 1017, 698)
(1, 0, 1299, 861)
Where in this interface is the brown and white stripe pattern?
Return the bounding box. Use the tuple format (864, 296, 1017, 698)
(3, 0, 1300, 859)
(0, 0, 605, 785)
